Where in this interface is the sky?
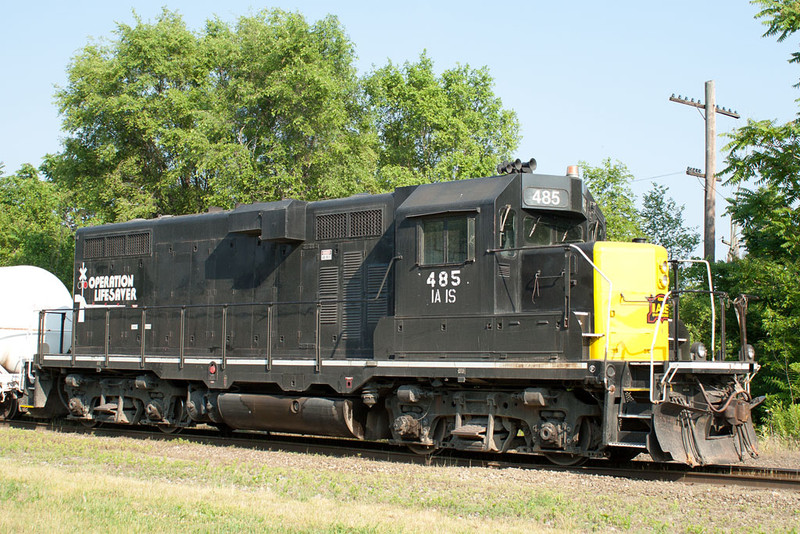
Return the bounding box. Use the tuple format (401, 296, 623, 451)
(1, 1, 798, 259)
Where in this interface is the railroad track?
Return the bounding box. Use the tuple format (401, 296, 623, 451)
(3, 418, 798, 491)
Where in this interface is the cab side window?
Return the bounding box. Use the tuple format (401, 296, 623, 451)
(419, 216, 475, 265)
(499, 207, 515, 250)
(499, 206, 516, 258)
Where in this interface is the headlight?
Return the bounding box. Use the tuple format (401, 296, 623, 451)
(659, 261, 669, 275)
(657, 274, 669, 289)
(690, 342, 707, 361)
(740, 344, 756, 362)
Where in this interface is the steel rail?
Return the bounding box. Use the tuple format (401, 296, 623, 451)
(1, 419, 798, 491)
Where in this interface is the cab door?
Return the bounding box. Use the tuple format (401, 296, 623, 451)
(395, 212, 480, 317)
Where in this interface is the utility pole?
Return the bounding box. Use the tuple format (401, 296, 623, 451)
(669, 81, 739, 261)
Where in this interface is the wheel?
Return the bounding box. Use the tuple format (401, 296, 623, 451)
(0, 396, 18, 420)
(157, 397, 191, 434)
(402, 419, 444, 456)
(543, 452, 588, 466)
(79, 419, 100, 428)
(407, 443, 438, 456)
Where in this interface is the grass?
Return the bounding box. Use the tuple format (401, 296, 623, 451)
(758, 430, 800, 454)
(0, 427, 798, 532)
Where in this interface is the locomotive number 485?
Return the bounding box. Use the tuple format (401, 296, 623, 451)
(426, 270, 461, 304)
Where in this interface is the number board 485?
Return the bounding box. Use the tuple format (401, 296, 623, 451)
(523, 187, 569, 208)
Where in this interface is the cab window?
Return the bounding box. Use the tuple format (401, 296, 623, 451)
(419, 216, 475, 265)
(524, 216, 550, 246)
(499, 206, 516, 258)
(524, 216, 585, 246)
(554, 222, 584, 244)
(499, 207, 515, 249)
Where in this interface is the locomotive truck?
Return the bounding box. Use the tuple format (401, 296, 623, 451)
(1, 160, 761, 465)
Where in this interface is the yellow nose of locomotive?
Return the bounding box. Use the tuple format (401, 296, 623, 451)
(590, 242, 670, 361)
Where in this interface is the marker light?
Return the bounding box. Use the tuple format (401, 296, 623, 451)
(740, 344, 756, 362)
(690, 342, 708, 361)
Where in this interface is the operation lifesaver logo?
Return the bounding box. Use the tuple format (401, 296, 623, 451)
(78, 262, 137, 303)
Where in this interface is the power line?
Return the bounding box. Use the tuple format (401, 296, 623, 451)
(632, 171, 684, 183)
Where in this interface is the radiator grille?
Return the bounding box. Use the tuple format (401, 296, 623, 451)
(83, 232, 151, 259)
(127, 232, 151, 255)
(316, 210, 382, 240)
(106, 235, 125, 256)
(83, 237, 105, 259)
(350, 209, 382, 238)
(316, 213, 347, 240)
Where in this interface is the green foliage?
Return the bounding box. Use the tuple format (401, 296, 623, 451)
(45, 8, 379, 222)
(725, 258, 800, 404)
(4, 8, 521, 292)
(762, 399, 800, 440)
(0, 165, 74, 285)
(363, 52, 519, 186)
(640, 183, 700, 259)
(754, 0, 800, 79)
(580, 158, 643, 241)
(45, 10, 520, 225)
(723, 119, 800, 260)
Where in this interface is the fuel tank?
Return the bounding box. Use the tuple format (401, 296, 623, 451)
(0, 266, 72, 373)
(217, 393, 365, 439)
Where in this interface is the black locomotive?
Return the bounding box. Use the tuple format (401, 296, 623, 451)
(24, 161, 761, 465)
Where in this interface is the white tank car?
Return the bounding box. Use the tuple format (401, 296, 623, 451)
(0, 266, 73, 386)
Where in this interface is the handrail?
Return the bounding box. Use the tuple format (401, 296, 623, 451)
(43, 296, 386, 373)
(568, 245, 613, 366)
(73, 297, 377, 312)
(673, 259, 715, 355)
(372, 255, 402, 301)
(648, 290, 672, 404)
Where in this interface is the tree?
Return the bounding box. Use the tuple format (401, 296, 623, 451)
(702, 0, 800, 415)
(580, 158, 643, 241)
(363, 52, 519, 186)
(724, 119, 800, 260)
(0, 164, 74, 285)
(640, 183, 700, 258)
(44, 9, 379, 222)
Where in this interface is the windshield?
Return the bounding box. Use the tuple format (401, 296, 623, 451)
(523, 216, 584, 246)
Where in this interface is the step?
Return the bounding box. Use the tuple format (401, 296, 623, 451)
(450, 424, 485, 439)
(615, 430, 648, 446)
(92, 403, 118, 413)
(619, 402, 652, 419)
(607, 441, 648, 449)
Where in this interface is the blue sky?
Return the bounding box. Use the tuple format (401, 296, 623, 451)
(1, 1, 797, 258)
